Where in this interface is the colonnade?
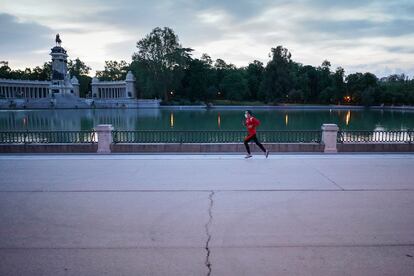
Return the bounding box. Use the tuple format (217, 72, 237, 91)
(96, 86, 126, 99)
(0, 84, 49, 99)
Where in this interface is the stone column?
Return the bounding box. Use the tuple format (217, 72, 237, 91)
(321, 124, 339, 153)
(96, 124, 114, 154)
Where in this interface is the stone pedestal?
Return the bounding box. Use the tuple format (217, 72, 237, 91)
(321, 124, 339, 153)
(96, 124, 114, 153)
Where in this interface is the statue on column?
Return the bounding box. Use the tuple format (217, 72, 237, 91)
(55, 34, 62, 46)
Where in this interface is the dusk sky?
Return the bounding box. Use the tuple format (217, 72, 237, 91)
(1, 0, 414, 77)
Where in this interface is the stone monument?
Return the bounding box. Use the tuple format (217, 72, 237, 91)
(49, 34, 79, 96)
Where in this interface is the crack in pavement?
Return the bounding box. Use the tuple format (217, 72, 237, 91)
(205, 191, 214, 276)
(303, 160, 345, 191)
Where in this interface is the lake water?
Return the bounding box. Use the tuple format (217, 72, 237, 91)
(0, 108, 413, 131)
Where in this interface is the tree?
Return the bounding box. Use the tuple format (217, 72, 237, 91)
(68, 58, 91, 77)
(68, 58, 92, 98)
(30, 62, 51, 81)
(96, 60, 129, 81)
(259, 46, 295, 103)
(181, 58, 213, 101)
(332, 67, 345, 103)
(200, 53, 213, 66)
(346, 72, 378, 104)
(0, 61, 11, 79)
(296, 65, 319, 103)
(220, 70, 248, 101)
(132, 27, 193, 101)
(246, 60, 264, 101)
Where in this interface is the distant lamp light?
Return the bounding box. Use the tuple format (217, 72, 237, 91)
(285, 114, 288, 126)
(344, 95, 351, 103)
(217, 91, 221, 96)
(170, 91, 174, 96)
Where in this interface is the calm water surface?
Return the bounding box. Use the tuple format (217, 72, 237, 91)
(0, 109, 413, 131)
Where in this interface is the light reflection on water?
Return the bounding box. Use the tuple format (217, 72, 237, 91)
(0, 109, 413, 131)
(170, 112, 174, 128)
(345, 110, 351, 126)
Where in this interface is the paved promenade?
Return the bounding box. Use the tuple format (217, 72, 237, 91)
(0, 154, 413, 275)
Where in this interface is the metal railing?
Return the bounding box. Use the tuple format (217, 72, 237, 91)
(112, 130, 322, 144)
(1, 129, 412, 145)
(0, 130, 96, 144)
(337, 130, 413, 143)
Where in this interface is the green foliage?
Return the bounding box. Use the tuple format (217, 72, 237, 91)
(181, 59, 210, 101)
(259, 46, 295, 103)
(132, 27, 193, 100)
(220, 70, 248, 101)
(246, 60, 264, 100)
(0, 61, 51, 81)
(67, 58, 92, 97)
(68, 58, 91, 77)
(96, 60, 129, 81)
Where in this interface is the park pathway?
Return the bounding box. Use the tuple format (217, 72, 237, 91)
(0, 154, 413, 275)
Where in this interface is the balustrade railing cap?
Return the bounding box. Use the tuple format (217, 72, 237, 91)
(321, 124, 339, 131)
(95, 124, 114, 131)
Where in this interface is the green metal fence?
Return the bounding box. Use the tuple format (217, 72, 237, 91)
(112, 130, 322, 143)
(0, 130, 96, 144)
(2, 129, 412, 145)
(337, 130, 413, 143)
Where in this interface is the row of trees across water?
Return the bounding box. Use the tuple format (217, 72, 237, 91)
(1, 27, 414, 106)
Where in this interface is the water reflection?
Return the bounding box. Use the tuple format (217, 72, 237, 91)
(0, 109, 413, 131)
(217, 113, 221, 128)
(170, 112, 174, 128)
(345, 110, 351, 126)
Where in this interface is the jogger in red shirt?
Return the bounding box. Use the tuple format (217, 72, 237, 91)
(243, 110, 269, 158)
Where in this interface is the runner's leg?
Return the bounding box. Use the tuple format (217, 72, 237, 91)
(252, 135, 267, 152)
(244, 135, 254, 154)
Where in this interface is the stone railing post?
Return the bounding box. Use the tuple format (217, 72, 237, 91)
(96, 124, 114, 153)
(321, 124, 339, 153)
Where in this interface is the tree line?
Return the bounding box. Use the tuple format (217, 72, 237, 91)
(1, 27, 414, 106)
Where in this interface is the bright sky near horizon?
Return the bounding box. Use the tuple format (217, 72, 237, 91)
(1, 0, 414, 77)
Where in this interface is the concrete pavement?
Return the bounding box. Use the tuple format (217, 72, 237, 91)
(0, 154, 413, 275)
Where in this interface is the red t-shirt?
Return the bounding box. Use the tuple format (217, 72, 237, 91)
(245, 117, 260, 137)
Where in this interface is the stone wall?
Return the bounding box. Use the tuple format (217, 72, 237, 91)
(2, 142, 413, 153)
(111, 143, 324, 153)
(0, 144, 97, 153)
